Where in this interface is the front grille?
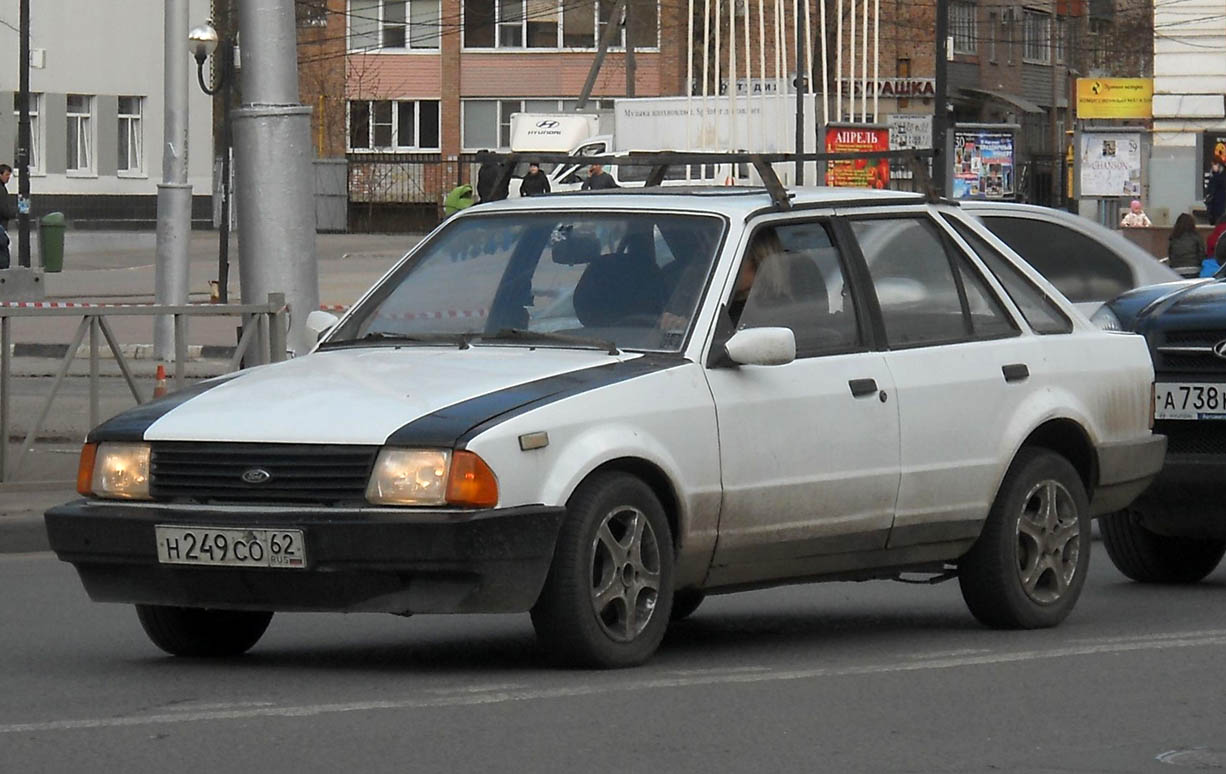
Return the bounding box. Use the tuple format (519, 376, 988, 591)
(150, 443, 379, 504)
(1152, 329, 1226, 375)
(1155, 420, 1226, 456)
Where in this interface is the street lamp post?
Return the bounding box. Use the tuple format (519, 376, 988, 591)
(189, 22, 234, 303)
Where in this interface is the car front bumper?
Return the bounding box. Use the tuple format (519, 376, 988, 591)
(44, 500, 566, 615)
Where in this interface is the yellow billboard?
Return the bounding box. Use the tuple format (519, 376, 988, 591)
(1076, 78, 1153, 119)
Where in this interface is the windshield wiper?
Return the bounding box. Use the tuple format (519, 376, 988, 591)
(319, 331, 476, 350)
(483, 328, 619, 355)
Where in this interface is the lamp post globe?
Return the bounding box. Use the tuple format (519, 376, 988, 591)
(188, 23, 219, 65)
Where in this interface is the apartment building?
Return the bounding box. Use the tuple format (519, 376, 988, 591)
(0, 0, 215, 227)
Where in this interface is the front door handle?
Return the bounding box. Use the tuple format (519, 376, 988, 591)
(849, 378, 878, 398)
(1002, 363, 1030, 383)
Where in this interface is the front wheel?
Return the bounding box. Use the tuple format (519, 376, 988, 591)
(958, 448, 1090, 629)
(136, 605, 273, 657)
(1100, 508, 1226, 584)
(531, 472, 674, 668)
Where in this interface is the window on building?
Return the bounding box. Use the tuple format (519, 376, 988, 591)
(66, 94, 93, 173)
(348, 99, 441, 150)
(1023, 9, 1051, 64)
(297, 0, 329, 26)
(11, 92, 41, 175)
(117, 96, 143, 174)
(349, 0, 441, 51)
(1055, 17, 1066, 64)
(950, 1, 977, 55)
(987, 12, 997, 62)
(464, 0, 655, 48)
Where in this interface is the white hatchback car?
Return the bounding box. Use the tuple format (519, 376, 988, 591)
(47, 188, 1164, 668)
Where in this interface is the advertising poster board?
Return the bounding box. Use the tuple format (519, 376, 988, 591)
(823, 123, 890, 188)
(1075, 78, 1153, 120)
(1078, 131, 1142, 198)
(1201, 131, 1226, 176)
(886, 114, 932, 180)
(950, 127, 1015, 200)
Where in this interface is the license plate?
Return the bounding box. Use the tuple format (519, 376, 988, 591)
(155, 526, 307, 569)
(1154, 382, 1226, 420)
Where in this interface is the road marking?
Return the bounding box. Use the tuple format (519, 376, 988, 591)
(4, 631, 1225, 736)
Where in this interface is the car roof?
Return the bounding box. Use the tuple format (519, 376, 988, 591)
(464, 186, 926, 219)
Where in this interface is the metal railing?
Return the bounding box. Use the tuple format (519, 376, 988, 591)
(1, 293, 288, 482)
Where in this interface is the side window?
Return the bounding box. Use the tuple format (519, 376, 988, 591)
(978, 216, 1133, 302)
(734, 222, 861, 357)
(944, 216, 1073, 334)
(952, 255, 1019, 339)
(851, 218, 970, 347)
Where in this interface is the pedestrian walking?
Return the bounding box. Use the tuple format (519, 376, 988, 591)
(1167, 212, 1206, 277)
(0, 164, 15, 269)
(519, 161, 551, 196)
(1119, 200, 1152, 228)
(581, 163, 618, 191)
(1206, 160, 1226, 225)
(475, 151, 509, 203)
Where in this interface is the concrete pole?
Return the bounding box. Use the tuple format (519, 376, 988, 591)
(233, 0, 319, 359)
(155, 0, 193, 361)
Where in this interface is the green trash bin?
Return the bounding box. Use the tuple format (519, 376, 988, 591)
(39, 212, 66, 272)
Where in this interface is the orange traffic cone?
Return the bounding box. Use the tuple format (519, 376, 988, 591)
(153, 364, 168, 398)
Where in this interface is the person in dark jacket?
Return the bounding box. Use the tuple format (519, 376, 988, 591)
(581, 163, 618, 191)
(1205, 160, 1226, 225)
(475, 152, 510, 203)
(1167, 212, 1205, 277)
(0, 164, 15, 269)
(519, 161, 551, 196)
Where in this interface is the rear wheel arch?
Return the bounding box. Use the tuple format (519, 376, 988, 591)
(1016, 418, 1097, 495)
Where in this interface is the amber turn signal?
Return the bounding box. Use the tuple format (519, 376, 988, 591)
(445, 450, 499, 509)
(76, 443, 98, 496)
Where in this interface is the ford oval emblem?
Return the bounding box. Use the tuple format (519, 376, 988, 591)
(536, 120, 559, 129)
(241, 468, 272, 484)
(1214, 339, 1226, 360)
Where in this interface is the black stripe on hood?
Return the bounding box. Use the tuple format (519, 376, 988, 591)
(88, 374, 242, 443)
(386, 354, 687, 448)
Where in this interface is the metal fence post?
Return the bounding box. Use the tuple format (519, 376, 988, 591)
(1, 315, 10, 481)
(267, 293, 287, 362)
(173, 313, 187, 390)
(89, 315, 100, 430)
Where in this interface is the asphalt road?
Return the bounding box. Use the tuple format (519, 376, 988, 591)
(3, 550, 1225, 773)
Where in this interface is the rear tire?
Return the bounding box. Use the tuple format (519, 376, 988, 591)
(959, 448, 1090, 629)
(531, 472, 674, 668)
(1100, 508, 1226, 584)
(136, 605, 273, 657)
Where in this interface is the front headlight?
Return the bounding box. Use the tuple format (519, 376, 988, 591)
(366, 448, 498, 508)
(1090, 305, 1123, 332)
(86, 442, 152, 500)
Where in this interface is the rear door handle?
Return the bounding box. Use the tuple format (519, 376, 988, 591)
(849, 378, 878, 398)
(1002, 363, 1030, 383)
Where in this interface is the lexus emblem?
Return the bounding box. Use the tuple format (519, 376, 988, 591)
(536, 120, 559, 129)
(241, 468, 272, 484)
(1213, 339, 1226, 360)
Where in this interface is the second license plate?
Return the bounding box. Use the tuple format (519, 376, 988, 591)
(1155, 382, 1226, 420)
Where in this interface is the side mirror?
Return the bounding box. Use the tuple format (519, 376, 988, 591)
(305, 310, 340, 339)
(723, 327, 796, 366)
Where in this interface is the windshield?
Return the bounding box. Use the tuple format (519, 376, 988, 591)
(328, 211, 726, 352)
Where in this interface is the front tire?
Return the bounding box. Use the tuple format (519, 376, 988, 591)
(136, 605, 273, 657)
(531, 472, 674, 668)
(1100, 508, 1226, 584)
(959, 448, 1090, 629)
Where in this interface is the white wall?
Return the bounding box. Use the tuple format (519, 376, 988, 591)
(0, 0, 214, 195)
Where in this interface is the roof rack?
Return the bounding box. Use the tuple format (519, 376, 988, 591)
(480, 148, 938, 211)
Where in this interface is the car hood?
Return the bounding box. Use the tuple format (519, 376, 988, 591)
(92, 347, 659, 446)
(1110, 278, 1226, 331)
